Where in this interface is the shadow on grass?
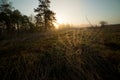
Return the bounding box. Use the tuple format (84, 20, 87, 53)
(0, 44, 120, 80)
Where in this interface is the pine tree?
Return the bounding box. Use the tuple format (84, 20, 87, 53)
(34, 0, 56, 31)
(0, 0, 13, 33)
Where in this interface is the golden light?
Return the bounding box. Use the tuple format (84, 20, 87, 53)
(54, 23, 59, 29)
(54, 16, 65, 29)
(57, 17, 64, 24)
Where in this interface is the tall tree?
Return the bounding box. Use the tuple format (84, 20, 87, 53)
(34, 0, 56, 31)
(12, 10, 22, 31)
(21, 15, 30, 31)
(0, 0, 13, 33)
(0, 0, 35, 34)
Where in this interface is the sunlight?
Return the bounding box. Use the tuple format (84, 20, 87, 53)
(54, 16, 65, 29)
(54, 23, 59, 29)
(57, 17, 64, 24)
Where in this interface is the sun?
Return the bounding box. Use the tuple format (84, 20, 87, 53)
(54, 23, 59, 29)
(57, 17, 64, 24)
(54, 17, 64, 29)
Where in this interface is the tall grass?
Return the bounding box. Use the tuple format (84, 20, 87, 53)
(0, 26, 120, 80)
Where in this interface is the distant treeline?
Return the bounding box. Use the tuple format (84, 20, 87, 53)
(0, 0, 56, 35)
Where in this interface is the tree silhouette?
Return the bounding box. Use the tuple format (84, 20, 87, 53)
(0, 0, 13, 33)
(21, 15, 30, 31)
(29, 14, 36, 32)
(12, 9, 22, 31)
(34, 0, 56, 31)
(100, 21, 107, 27)
(0, 1, 35, 34)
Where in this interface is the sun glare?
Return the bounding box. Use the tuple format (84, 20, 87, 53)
(54, 23, 59, 29)
(54, 16, 65, 29)
(57, 17, 64, 24)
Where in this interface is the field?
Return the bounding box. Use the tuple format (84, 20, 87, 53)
(0, 26, 120, 80)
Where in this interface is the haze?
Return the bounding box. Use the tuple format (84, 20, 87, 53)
(12, 0, 120, 25)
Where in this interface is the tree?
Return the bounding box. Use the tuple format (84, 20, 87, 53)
(34, 0, 56, 31)
(100, 21, 107, 27)
(0, 0, 13, 12)
(12, 9, 22, 31)
(0, 0, 36, 34)
(0, 0, 13, 33)
(21, 15, 30, 31)
(29, 14, 36, 32)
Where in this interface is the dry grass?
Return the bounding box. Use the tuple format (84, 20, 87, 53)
(0, 26, 120, 80)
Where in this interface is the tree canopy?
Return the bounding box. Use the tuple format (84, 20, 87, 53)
(34, 0, 56, 31)
(0, 0, 56, 35)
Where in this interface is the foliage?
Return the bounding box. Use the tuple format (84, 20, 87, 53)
(34, 0, 56, 31)
(0, 0, 35, 34)
(0, 0, 120, 80)
(100, 21, 107, 27)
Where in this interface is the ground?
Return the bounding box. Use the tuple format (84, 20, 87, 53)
(0, 26, 120, 80)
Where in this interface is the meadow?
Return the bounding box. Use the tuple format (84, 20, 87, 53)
(0, 25, 120, 80)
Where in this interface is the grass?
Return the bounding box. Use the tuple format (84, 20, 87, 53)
(0, 26, 120, 80)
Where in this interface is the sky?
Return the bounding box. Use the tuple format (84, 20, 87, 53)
(10, 0, 120, 26)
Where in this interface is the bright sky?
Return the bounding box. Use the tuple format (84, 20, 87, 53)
(11, 0, 120, 25)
